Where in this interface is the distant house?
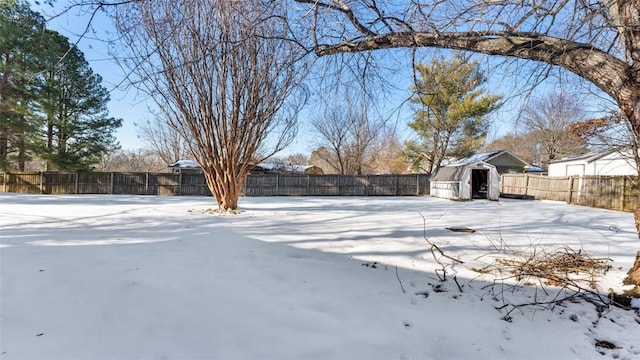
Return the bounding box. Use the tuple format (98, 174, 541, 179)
(430, 161, 500, 201)
(453, 150, 537, 174)
(548, 148, 637, 177)
(250, 163, 324, 175)
(168, 160, 202, 174)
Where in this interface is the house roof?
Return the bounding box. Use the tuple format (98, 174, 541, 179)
(524, 165, 546, 173)
(548, 148, 628, 164)
(169, 160, 200, 168)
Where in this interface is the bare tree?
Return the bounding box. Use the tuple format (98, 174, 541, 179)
(98, 148, 168, 172)
(137, 117, 190, 165)
(483, 132, 540, 165)
(114, 0, 308, 210)
(311, 103, 380, 174)
(369, 126, 409, 174)
(308, 146, 335, 174)
(284, 153, 308, 166)
(293, 0, 640, 291)
(520, 93, 589, 166)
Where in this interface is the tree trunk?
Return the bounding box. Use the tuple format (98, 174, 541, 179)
(622, 95, 640, 291)
(202, 168, 242, 212)
(0, 126, 7, 170)
(624, 248, 640, 295)
(16, 133, 26, 172)
(220, 184, 239, 211)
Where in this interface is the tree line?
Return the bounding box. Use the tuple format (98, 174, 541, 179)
(0, 0, 121, 172)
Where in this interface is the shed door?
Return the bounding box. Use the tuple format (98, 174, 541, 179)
(471, 169, 489, 199)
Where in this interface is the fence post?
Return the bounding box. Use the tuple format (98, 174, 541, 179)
(145, 173, 149, 195)
(622, 177, 627, 211)
(395, 175, 399, 196)
(306, 175, 310, 196)
(524, 174, 530, 198)
(364, 175, 369, 196)
(3, 172, 6, 192)
(178, 173, 183, 196)
(275, 174, 279, 196)
(110, 172, 114, 194)
(416, 174, 420, 195)
(39, 172, 44, 194)
(75, 173, 79, 194)
(567, 176, 574, 204)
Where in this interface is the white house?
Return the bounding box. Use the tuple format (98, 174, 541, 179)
(547, 148, 637, 177)
(430, 161, 500, 201)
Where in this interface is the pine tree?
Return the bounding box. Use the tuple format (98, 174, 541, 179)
(0, 0, 46, 171)
(38, 30, 121, 171)
(405, 56, 502, 174)
(1, 1, 121, 172)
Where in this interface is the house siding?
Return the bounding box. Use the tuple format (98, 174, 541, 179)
(548, 150, 637, 177)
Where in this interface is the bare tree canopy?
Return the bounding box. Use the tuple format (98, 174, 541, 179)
(310, 102, 383, 174)
(294, 0, 640, 127)
(114, 0, 309, 210)
(136, 117, 190, 166)
(519, 93, 589, 166)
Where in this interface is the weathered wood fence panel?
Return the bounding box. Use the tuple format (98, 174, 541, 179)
(501, 174, 639, 212)
(78, 173, 112, 194)
(113, 173, 147, 195)
(149, 174, 181, 196)
(1, 172, 430, 197)
(180, 173, 213, 196)
(244, 174, 430, 196)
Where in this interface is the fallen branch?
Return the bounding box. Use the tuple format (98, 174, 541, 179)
(395, 266, 406, 294)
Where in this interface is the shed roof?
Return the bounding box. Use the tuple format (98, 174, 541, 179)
(453, 150, 529, 167)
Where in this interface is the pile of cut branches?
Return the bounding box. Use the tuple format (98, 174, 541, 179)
(470, 246, 615, 322)
(481, 245, 611, 290)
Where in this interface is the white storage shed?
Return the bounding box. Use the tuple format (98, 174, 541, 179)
(430, 161, 500, 201)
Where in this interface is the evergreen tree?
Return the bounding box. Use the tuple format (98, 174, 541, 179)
(38, 30, 121, 171)
(0, 0, 121, 171)
(0, 0, 46, 171)
(405, 56, 502, 173)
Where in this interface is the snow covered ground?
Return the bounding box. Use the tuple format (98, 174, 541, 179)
(1, 193, 639, 359)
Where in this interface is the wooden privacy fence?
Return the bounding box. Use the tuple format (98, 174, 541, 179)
(0, 172, 430, 197)
(244, 174, 430, 196)
(501, 173, 639, 212)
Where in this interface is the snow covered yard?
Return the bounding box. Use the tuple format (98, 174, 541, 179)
(1, 193, 639, 359)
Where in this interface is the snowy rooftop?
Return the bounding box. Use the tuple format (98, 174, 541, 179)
(168, 159, 199, 168)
